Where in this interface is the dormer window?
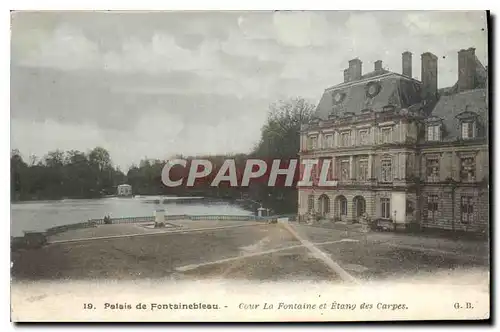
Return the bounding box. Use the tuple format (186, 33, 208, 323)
(461, 121, 475, 139)
(424, 116, 444, 142)
(366, 81, 382, 98)
(426, 124, 441, 141)
(332, 91, 346, 104)
(456, 109, 479, 140)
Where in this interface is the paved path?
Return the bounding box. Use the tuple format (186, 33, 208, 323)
(47, 219, 256, 242)
(12, 221, 489, 285)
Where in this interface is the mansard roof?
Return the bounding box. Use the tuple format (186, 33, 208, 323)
(314, 71, 423, 120)
(430, 88, 488, 141)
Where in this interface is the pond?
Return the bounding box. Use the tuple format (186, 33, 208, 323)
(10, 196, 253, 237)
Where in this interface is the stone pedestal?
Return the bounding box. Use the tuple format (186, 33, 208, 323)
(154, 209, 165, 228)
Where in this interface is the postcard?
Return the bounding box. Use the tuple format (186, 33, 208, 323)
(10, 10, 490, 322)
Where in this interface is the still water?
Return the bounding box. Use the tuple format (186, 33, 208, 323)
(10, 196, 253, 237)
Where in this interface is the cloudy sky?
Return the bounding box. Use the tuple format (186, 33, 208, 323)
(11, 11, 488, 170)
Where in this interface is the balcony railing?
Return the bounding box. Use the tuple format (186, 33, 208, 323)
(460, 175, 477, 183)
(426, 175, 440, 183)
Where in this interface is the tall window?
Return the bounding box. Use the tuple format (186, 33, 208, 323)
(427, 195, 439, 220)
(426, 157, 440, 181)
(358, 159, 368, 181)
(338, 196, 348, 216)
(324, 134, 334, 149)
(461, 196, 474, 224)
(340, 131, 351, 147)
(340, 160, 350, 181)
(358, 129, 369, 145)
(406, 155, 414, 177)
(461, 121, 475, 139)
(427, 124, 441, 141)
(381, 198, 391, 219)
(381, 158, 392, 182)
(381, 127, 393, 144)
(460, 156, 476, 181)
(307, 195, 314, 212)
(318, 195, 330, 215)
(311, 164, 319, 183)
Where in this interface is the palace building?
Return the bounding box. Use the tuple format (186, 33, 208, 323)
(298, 47, 489, 233)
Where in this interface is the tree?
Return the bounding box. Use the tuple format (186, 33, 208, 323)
(87, 147, 114, 195)
(11, 150, 27, 200)
(253, 97, 316, 158)
(10, 146, 126, 201)
(64, 150, 91, 197)
(89, 147, 111, 172)
(44, 150, 65, 168)
(251, 98, 316, 213)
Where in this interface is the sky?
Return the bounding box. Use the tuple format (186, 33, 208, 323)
(10, 11, 488, 170)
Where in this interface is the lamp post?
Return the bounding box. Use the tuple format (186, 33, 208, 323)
(393, 210, 397, 232)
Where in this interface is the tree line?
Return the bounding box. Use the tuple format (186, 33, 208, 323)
(11, 147, 126, 201)
(11, 98, 315, 213)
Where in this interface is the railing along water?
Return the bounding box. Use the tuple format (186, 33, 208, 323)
(12, 213, 299, 250)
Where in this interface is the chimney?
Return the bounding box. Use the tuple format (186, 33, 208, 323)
(374, 60, 383, 72)
(458, 47, 477, 92)
(421, 52, 438, 101)
(402, 51, 412, 78)
(343, 68, 350, 83)
(348, 58, 362, 81)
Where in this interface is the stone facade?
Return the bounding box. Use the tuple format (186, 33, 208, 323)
(298, 48, 488, 233)
(417, 145, 489, 233)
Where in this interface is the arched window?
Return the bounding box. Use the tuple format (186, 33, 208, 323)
(353, 196, 366, 217)
(336, 195, 348, 217)
(318, 194, 330, 216)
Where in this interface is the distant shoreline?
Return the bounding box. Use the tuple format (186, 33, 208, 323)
(10, 195, 209, 204)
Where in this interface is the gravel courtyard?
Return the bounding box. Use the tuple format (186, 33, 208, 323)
(11, 220, 490, 284)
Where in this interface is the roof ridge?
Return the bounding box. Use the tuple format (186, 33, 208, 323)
(325, 72, 421, 92)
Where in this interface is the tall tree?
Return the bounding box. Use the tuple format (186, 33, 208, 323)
(11, 149, 27, 200)
(89, 147, 111, 172)
(253, 97, 316, 158)
(88, 147, 114, 195)
(252, 97, 316, 213)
